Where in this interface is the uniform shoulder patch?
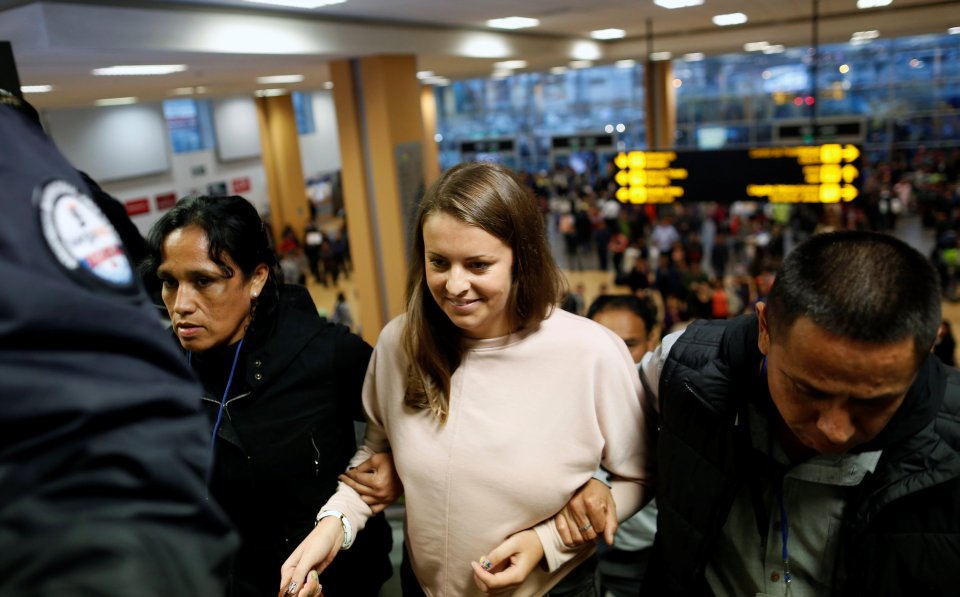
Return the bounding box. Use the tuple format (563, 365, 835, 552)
(35, 179, 138, 294)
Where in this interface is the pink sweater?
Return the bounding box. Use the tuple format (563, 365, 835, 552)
(323, 308, 654, 596)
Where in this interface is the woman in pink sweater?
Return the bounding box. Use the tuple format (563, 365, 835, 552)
(282, 162, 654, 597)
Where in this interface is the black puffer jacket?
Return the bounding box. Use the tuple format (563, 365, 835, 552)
(191, 284, 392, 597)
(643, 315, 960, 596)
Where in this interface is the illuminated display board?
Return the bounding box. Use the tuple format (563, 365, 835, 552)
(615, 144, 860, 204)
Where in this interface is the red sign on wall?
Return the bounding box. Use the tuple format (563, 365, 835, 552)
(124, 198, 150, 216)
(232, 177, 251, 194)
(156, 192, 177, 211)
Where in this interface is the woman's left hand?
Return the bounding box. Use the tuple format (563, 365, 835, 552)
(470, 529, 544, 594)
(337, 451, 402, 514)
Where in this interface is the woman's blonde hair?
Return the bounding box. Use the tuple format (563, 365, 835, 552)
(403, 162, 566, 421)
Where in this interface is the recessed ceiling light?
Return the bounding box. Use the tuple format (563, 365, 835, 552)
(950, 27, 960, 35)
(93, 65, 187, 76)
(416, 71, 435, 80)
(424, 77, 450, 86)
(323, 81, 334, 90)
(744, 41, 770, 52)
(851, 30, 880, 41)
(569, 60, 593, 69)
(255, 88, 288, 97)
(591, 29, 625, 40)
(95, 97, 138, 106)
(857, 0, 892, 8)
(243, 0, 347, 8)
(654, 0, 704, 8)
(683, 52, 705, 61)
(615, 59, 637, 68)
(170, 86, 208, 96)
(486, 16, 539, 30)
(21, 85, 52, 93)
(256, 74, 304, 84)
(650, 51, 673, 61)
(713, 13, 748, 26)
(493, 60, 527, 70)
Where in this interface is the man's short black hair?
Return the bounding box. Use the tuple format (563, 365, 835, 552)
(766, 230, 941, 362)
(586, 294, 657, 334)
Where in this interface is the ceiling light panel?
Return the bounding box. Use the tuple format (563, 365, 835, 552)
(591, 29, 626, 40)
(486, 16, 539, 30)
(654, 0, 704, 8)
(493, 60, 527, 70)
(243, 0, 347, 8)
(857, 0, 892, 8)
(21, 85, 52, 93)
(255, 74, 304, 84)
(95, 97, 138, 106)
(93, 65, 187, 76)
(713, 13, 748, 26)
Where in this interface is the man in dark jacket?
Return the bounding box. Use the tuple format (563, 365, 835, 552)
(0, 89, 237, 594)
(562, 230, 960, 596)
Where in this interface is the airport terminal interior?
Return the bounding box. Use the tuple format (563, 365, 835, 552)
(3, 0, 959, 595)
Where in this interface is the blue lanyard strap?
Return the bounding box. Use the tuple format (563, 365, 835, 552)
(762, 356, 792, 585)
(188, 337, 245, 472)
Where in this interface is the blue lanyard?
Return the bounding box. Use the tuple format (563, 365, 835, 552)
(762, 356, 792, 586)
(188, 337, 245, 468)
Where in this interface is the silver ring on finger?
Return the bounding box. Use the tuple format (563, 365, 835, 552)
(579, 522, 593, 532)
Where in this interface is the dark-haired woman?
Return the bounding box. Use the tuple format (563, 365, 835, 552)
(282, 164, 653, 597)
(143, 195, 393, 597)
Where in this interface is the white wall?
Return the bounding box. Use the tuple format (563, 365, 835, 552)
(45, 103, 171, 182)
(43, 88, 341, 236)
(97, 151, 268, 235)
(299, 90, 341, 178)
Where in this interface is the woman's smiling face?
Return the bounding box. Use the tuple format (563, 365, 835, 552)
(422, 212, 514, 339)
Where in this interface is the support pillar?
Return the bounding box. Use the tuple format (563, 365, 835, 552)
(644, 60, 676, 150)
(255, 94, 309, 242)
(331, 54, 427, 344)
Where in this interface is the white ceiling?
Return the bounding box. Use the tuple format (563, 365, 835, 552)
(2, 0, 958, 108)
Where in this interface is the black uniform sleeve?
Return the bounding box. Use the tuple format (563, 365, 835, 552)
(331, 325, 374, 421)
(0, 97, 236, 596)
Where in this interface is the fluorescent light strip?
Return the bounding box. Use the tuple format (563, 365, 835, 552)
(762, 45, 785, 54)
(615, 59, 637, 68)
(950, 27, 960, 35)
(683, 52, 705, 61)
(650, 51, 673, 61)
(243, 0, 346, 7)
(569, 60, 593, 69)
(93, 65, 187, 76)
(21, 85, 52, 93)
(550, 66, 568, 75)
(256, 74, 304, 84)
(851, 30, 880, 41)
(255, 88, 288, 97)
(591, 29, 625, 40)
(744, 41, 769, 52)
(654, 0, 703, 8)
(95, 97, 137, 106)
(713, 12, 748, 26)
(486, 16, 539, 30)
(416, 71, 435, 80)
(857, 0, 891, 8)
(493, 60, 527, 70)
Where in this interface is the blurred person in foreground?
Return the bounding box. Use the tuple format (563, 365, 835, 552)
(143, 195, 393, 597)
(562, 230, 960, 596)
(0, 90, 236, 594)
(583, 295, 660, 596)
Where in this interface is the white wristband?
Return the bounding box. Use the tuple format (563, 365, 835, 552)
(316, 510, 354, 550)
